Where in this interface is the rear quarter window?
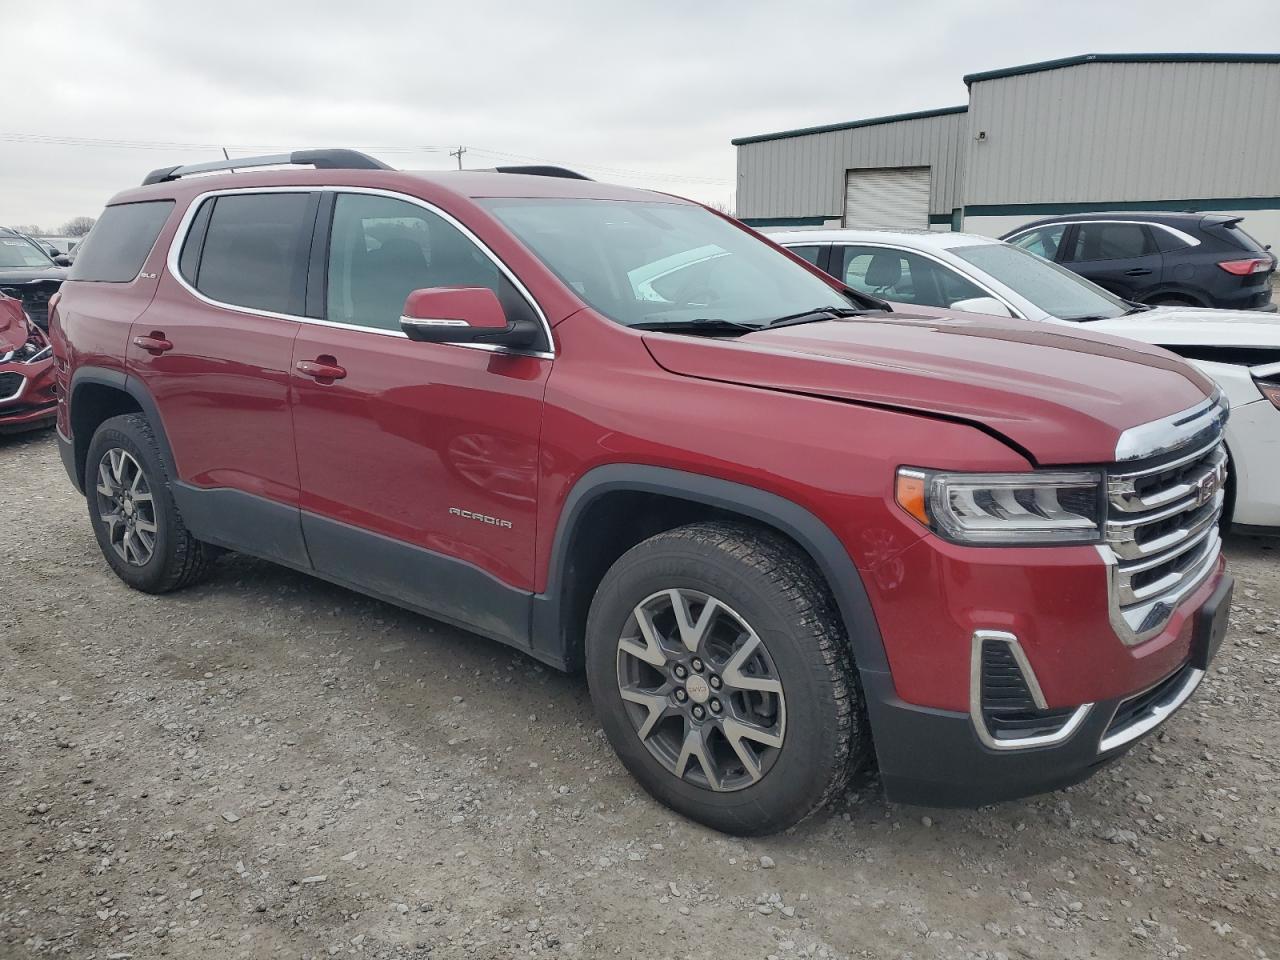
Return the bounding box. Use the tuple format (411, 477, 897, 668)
(68, 201, 175, 282)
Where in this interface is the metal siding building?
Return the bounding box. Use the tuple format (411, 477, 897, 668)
(733, 107, 968, 226)
(733, 54, 1280, 250)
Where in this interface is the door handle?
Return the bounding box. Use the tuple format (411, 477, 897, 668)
(295, 357, 347, 382)
(132, 333, 173, 355)
(1123, 268, 1153, 277)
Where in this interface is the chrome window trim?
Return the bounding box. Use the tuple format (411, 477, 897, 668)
(1098, 665, 1204, 753)
(1113, 391, 1228, 462)
(817, 241, 1027, 320)
(969, 630, 1092, 751)
(401, 316, 470, 328)
(163, 184, 556, 359)
(1005, 220, 1202, 249)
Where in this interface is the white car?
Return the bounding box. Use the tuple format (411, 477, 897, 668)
(773, 229, 1280, 532)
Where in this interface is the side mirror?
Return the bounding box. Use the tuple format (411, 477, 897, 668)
(399, 287, 540, 349)
(53, 255, 72, 267)
(950, 295, 1013, 318)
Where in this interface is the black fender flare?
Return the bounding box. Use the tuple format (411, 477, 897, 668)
(531, 463, 890, 675)
(64, 366, 176, 492)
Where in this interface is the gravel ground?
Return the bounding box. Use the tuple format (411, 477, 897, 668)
(2, 428, 1277, 960)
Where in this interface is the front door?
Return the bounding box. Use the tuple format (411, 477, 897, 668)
(130, 189, 317, 566)
(290, 190, 551, 646)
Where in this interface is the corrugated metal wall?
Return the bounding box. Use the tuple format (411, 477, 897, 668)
(963, 61, 1280, 205)
(735, 110, 968, 220)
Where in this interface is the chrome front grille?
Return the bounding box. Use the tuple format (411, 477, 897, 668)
(1102, 397, 1228, 645)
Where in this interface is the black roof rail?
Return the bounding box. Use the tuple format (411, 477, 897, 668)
(487, 165, 593, 181)
(141, 149, 393, 186)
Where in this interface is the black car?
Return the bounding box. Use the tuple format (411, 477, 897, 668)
(1001, 212, 1276, 312)
(0, 226, 69, 329)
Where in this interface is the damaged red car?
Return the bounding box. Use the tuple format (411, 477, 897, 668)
(0, 291, 56, 434)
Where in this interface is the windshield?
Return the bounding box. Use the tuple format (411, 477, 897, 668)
(482, 199, 851, 328)
(951, 242, 1130, 321)
(0, 236, 54, 269)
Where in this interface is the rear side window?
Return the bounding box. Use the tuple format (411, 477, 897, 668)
(786, 245, 823, 266)
(1150, 226, 1193, 253)
(1067, 223, 1155, 261)
(189, 193, 315, 314)
(67, 201, 175, 282)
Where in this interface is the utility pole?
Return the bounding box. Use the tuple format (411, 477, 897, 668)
(449, 145, 466, 169)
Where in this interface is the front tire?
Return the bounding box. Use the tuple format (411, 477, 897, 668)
(585, 521, 869, 835)
(85, 414, 213, 593)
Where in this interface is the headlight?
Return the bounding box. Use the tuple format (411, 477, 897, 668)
(895, 467, 1104, 545)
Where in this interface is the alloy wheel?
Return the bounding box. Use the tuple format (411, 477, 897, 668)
(94, 448, 158, 567)
(616, 588, 787, 792)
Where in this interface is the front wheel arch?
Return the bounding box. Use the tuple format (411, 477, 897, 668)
(534, 465, 889, 677)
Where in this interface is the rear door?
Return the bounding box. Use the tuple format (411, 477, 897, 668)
(289, 189, 551, 647)
(130, 189, 317, 565)
(1060, 221, 1163, 300)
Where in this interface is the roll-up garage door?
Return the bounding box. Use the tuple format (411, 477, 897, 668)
(843, 166, 931, 229)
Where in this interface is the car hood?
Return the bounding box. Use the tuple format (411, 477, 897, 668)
(0, 265, 67, 285)
(642, 311, 1216, 465)
(0, 297, 32, 352)
(1082, 305, 1280, 349)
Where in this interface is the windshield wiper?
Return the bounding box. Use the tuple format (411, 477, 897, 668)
(1122, 303, 1154, 315)
(1060, 314, 1112, 323)
(630, 318, 759, 335)
(765, 306, 865, 329)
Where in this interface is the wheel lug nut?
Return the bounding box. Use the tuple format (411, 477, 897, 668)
(673, 665, 687, 679)
(710, 699, 722, 714)
(709, 675, 721, 690)
(675, 688, 688, 702)
(692, 705, 705, 720)
(691, 658, 704, 672)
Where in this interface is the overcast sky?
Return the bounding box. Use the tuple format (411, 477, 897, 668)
(3, 0, 1279, 229)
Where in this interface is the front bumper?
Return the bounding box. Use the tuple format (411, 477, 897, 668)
(0, 362, 57, 434)
(866, 570, 1232, 807)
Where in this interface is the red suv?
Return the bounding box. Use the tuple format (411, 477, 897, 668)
(51, 151, 1233, 835)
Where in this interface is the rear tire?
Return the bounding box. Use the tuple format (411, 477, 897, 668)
(85, 414, 214, 593)
(585, 521, 869, 835)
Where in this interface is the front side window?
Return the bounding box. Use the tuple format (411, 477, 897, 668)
(68, 201, 175, 283)
(952, 242, 1130, 321)
(0, 235, 54, 269)
(483, 199, 850, 329)
(193, 193, 314, 314)
(326, 193, 507, 332)
(1009, 224, 1067, 260)
(1067, 223, 1155, 262)
(837, 245, 985, 308)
